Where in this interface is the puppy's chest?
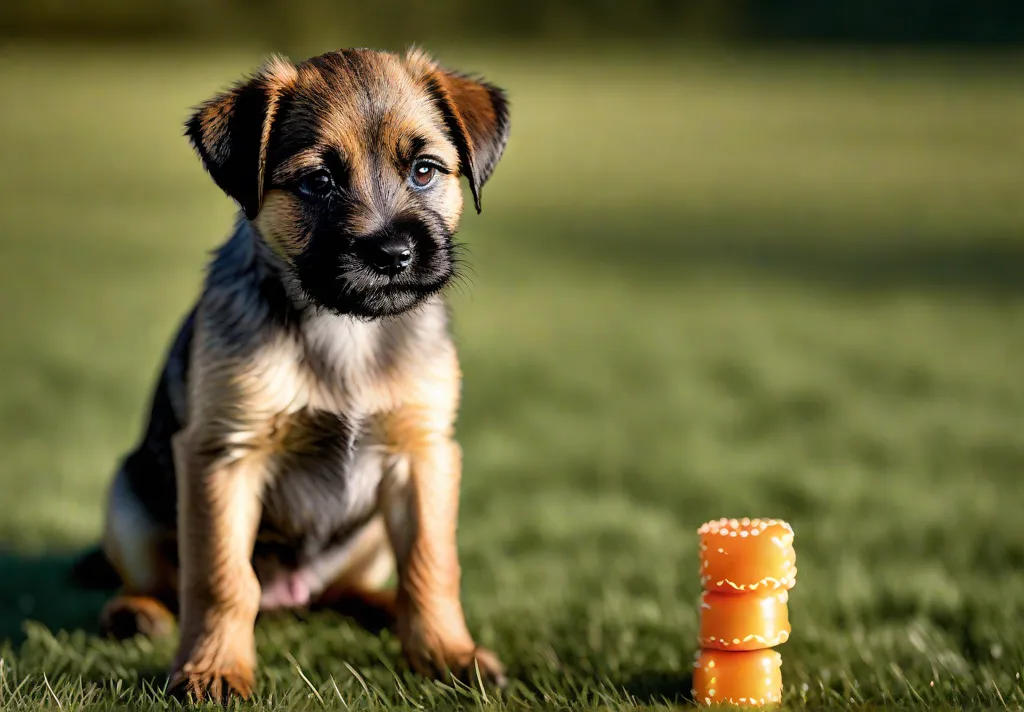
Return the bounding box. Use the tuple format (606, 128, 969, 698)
(249, 313, 401, 561)
(258, 408, 382, 560)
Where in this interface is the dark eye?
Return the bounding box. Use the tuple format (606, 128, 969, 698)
(298, 169, 335, 198)
(410, 161, 437, 189)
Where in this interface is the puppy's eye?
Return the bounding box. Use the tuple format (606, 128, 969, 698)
(410, 161, 437, 189)
(298, 170, 335, 198)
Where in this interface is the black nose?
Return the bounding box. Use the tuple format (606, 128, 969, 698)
(368, 237, 413, 275)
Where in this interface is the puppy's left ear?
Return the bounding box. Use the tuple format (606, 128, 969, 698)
(184, 56, 297, 220)
(413, 51, 510, 214)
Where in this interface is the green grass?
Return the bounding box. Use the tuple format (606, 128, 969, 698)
(1, 43, 1024, 710)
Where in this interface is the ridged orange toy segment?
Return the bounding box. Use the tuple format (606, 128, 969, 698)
(699, 590, 791, 651)
(692, 649, 783, 707)
(698, 518, 796, 594)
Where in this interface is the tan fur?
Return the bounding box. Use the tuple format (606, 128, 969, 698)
(169, 426, 267, 700)
(165, 297, 496, 700)
(98, 47, 510, 702)
(257, 57, 299, 206)
(254, 190, 308, 259)
(100, 595, 176, 640)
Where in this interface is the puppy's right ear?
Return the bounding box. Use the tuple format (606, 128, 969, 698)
(184, 56, 297, 220)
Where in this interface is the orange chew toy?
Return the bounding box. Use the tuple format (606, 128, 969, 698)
(692, 649, 783, 707)
(698, 518, 796, 594)
(699, 590, 791, 651)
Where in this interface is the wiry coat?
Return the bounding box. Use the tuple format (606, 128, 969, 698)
(90, 46, 510, 702)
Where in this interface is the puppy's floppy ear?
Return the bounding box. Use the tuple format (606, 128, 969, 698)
(184, 56, 297, 220)
(411, 50, 511, 213)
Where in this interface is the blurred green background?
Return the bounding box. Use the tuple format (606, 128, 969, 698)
(0, 3, 1023, 710)
(4, 0, 1024, 45)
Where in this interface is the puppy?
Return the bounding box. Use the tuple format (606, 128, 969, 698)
(89, 47, 510, 701)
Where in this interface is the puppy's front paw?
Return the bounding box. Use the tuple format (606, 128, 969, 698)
(405, 642, 507, 689)
(451, 646, 508, 689)
(169, 662, 255, 703)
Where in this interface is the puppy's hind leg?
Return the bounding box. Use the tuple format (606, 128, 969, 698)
(99, 467, 179, 640)
(100, 595, 176, 641)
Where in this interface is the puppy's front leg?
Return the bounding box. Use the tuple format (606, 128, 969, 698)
(383, 433, 506, 687)
(169, 431, 265, 702)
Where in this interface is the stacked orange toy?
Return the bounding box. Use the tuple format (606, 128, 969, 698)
(692, 518, 796, 707)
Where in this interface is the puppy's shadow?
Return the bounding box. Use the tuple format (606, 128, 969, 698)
(0, 548, 113, 644)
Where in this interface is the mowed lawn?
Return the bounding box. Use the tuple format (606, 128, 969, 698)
(1, 44, 1023, 710)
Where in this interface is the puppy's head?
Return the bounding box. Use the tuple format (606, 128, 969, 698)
(185, 48, 510, 318)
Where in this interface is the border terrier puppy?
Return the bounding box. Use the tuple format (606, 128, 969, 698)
(83, 46, 510, 701)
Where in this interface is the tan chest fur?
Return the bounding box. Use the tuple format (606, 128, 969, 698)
(182, 293, 458, 563)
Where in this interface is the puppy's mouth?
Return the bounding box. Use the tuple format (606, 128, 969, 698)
(338, 275, 450, 318)
(294, 248, 454, 319)
(291, 217, 456, 319)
